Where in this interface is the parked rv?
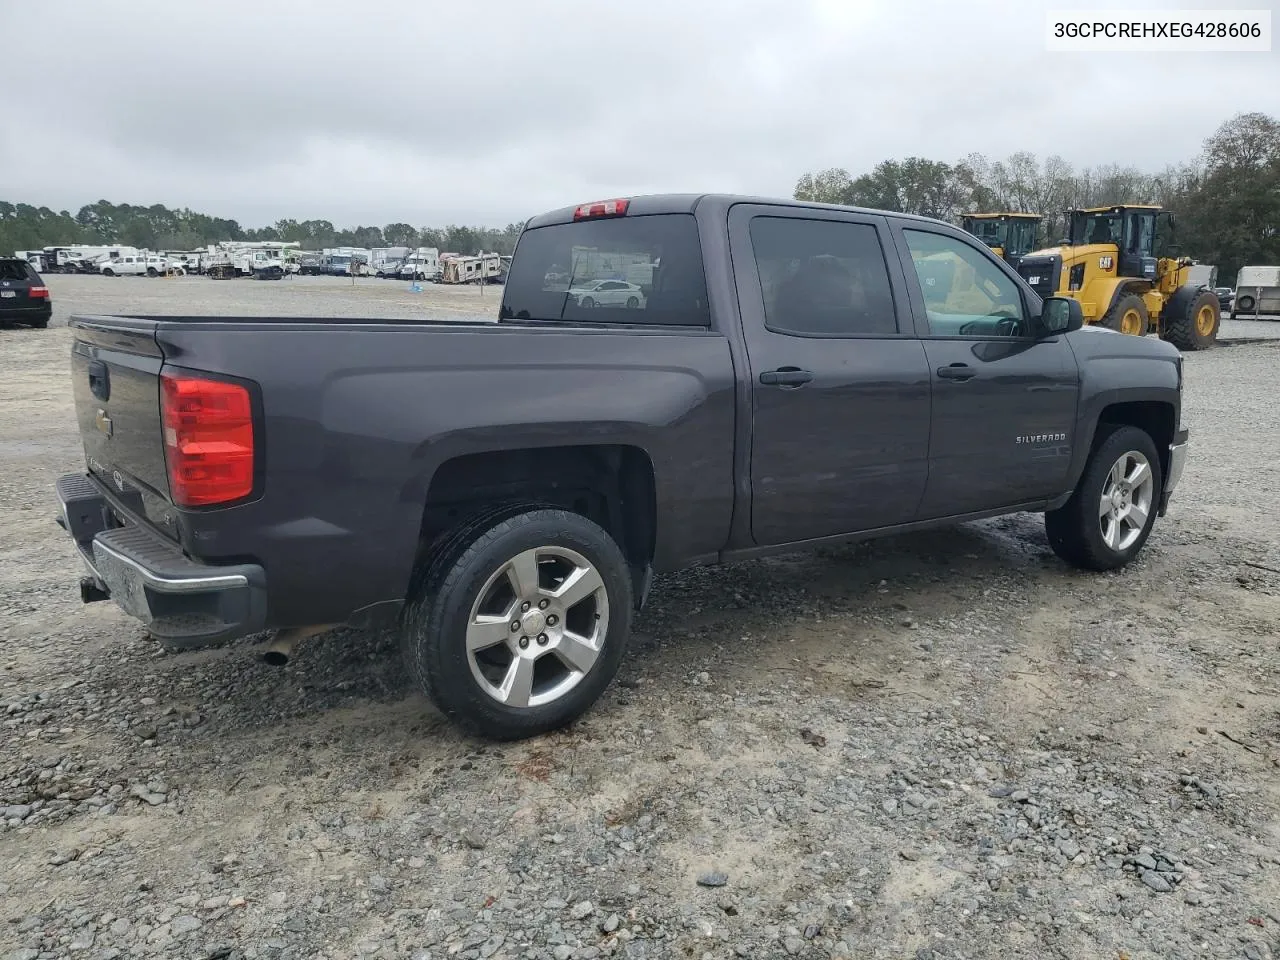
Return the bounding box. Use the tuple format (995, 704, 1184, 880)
(441, 251, 502, 284)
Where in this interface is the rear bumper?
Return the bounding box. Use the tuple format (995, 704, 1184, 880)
(55, 473, 267, 648)
(1160, 427, 1189, 515)
(0, 302, 51, 323)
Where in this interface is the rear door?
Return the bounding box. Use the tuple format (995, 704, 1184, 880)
(729, 205, 931, 545)
(891, 222, 1080, 518)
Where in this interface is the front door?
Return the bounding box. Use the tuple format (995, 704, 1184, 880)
(894, 224, 1081, 518)
(729, 206, 932, 545)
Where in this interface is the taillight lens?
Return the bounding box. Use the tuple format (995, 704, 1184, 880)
(160, 373, 255, 507)
(28, 285, 49, 299)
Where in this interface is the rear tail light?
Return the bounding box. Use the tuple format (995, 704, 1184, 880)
(573, 198, 630, 220)
(28, 285, 49, 299)
(160, 373, 255, 507)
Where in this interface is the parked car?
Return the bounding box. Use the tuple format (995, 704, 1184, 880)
(0, 258, 51, 328)
(53, 193, 1189, 740)
(568, 278, 645, 308)
(1214, 287, 1234, 313)
(374, 260, 405, 279)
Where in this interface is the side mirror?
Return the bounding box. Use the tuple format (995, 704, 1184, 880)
(1041, 296, 1083, 335)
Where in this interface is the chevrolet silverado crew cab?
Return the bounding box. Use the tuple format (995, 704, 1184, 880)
(54, 194, 1189, 739)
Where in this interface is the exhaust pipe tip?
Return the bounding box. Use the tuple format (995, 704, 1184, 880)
(260, 625, 335, 667)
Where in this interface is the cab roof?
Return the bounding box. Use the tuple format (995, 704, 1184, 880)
(962, 212, 1043, 220)
(1072, 204, 1163, 214)
(523, 193, 961, 230)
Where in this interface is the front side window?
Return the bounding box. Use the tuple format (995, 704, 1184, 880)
(902, 229, 1028, 338)
(748, 216, 898, 337)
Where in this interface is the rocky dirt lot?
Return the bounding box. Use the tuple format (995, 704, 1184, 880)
(3, 276, 1280, 960)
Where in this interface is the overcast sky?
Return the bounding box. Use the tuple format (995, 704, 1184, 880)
(2, 0, 1276, 228)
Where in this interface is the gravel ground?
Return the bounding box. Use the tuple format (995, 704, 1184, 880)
(2, 275, 1280, 960)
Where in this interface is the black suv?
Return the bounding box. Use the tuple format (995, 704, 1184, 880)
(0, 258, 52, 328)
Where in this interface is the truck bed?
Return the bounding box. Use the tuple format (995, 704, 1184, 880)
(64, 311, 736, 633)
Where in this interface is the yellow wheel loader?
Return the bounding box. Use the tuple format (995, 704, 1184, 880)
(959, 212, 1042, 268)
(1014, 205, 1220, 350)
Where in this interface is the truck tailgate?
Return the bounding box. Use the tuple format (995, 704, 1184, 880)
(69, 317, 173, 525)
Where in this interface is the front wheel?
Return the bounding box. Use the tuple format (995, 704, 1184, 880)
(401, 508, 633, 740)
(579, 296, 596, 308)
(102, 268, 115, 277)
(1099, 294, 1148, 336)
(1045, 424, 1162, 571)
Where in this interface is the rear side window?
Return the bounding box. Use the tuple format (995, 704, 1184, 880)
(500, 213, 709, 326)
(0, 260, 37, 282)
(748, 217, 899, 336)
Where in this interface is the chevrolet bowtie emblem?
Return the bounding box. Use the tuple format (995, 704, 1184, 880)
(95, 409, 113, 437)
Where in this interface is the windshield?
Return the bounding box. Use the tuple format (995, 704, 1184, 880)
(500, 213, 709, 326)
(965, 218, 1007, 248)
(1070, 212, 1122, 246)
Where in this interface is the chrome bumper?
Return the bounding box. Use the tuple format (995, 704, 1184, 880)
(55, 472, 267, 647)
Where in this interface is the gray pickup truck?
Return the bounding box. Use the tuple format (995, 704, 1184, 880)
(54, 194, 1188, 739)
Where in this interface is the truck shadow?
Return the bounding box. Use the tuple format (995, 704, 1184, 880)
(142, 513, 1061, 744)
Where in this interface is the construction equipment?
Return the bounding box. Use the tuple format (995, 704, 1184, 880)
(960, 212, 1042, 267)
(1015, 204, 1220, 350)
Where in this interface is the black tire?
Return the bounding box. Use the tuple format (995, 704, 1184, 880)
(580, 296, 596, 308)
(29, 318, 49, 329)
(1098, 293, 1148, 336)
(401, 508, 633, 740)
(102, 268, 115, 277)
(1045, 424, 1162, 572)
(1160, 285, 1220, 350)
(1236, 294, 1256, 314)
(146, 268, 158, 277)
(625, 296, 639, 308)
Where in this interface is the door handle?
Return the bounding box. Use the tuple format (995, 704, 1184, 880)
(759, 367, 814, 387)
(87, 359, 110, 401)
(936, 363, 975, 382)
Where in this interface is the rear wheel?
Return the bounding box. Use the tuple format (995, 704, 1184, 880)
(28, 317, 49, 329)
(1235, 294, 1256, 314)
(1045, 424, 1162, 571)
(1099, 294, 1148, 336)
(1161, 287, 1220, 350)
(401, 508, 632, 740)
(626, 296, 639, 308)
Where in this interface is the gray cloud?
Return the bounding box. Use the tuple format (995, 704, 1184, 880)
(2, 0, 1276, 227)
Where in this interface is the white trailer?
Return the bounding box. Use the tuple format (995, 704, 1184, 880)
(1233, 265, 1280, 318)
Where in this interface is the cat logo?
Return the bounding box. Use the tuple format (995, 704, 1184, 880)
(1099, 256, 1114, 270)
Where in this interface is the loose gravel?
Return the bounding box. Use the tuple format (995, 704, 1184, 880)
(2, 275, 1279, 960)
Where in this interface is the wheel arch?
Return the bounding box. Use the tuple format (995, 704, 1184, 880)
(1091, 400, 1176, 487)
(412, 443, 658, 609)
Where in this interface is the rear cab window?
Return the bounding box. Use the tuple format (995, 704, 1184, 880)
(0, 260, 39, 283)
(500, 213, 710, 326)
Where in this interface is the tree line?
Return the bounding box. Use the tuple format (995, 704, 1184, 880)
(0, 201, 526, 258)
(793, 112, 1279, 286)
